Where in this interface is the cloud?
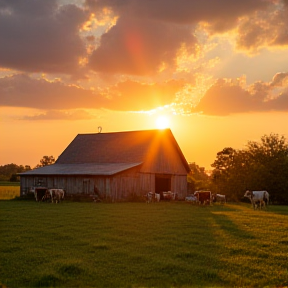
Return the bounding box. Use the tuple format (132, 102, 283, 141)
(192, 75, 288, 115)
(20, 109, 95, 120)
(270, 72, 288, 87)
(0, 0, 88, 75)
(0, 74, 183, 112)
(236, 2, 288, 52)
(0, 74, 100, 109)
(89, 16, 196, 75)
(86, 0, 267, 27)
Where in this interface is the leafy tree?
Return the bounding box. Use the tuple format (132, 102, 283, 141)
(35, 156, 55, 168)
(245, 134, 288, 203)
(210, 134, 288, 204)
(0, 164, 31, 181)
(187, 162, 210, 193)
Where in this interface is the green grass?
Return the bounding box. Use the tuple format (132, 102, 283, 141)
(0, 201, 287, 288)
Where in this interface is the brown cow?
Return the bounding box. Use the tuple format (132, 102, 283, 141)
(194, 191, 212, 205)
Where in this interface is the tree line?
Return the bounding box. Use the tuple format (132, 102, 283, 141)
(1, 135, 288, 204)
(0, 156, 55, 182)
(189, 133, 288, 204)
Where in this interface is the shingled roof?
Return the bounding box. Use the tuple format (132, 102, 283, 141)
(20, 129, 190, 176)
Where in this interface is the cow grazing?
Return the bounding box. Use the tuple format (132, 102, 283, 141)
(194, 191, 212, 205)
(212, 193, 226, 204)
(48, 189, 65, 203)
(42, 190, 52, 202)
(244, 190, 269, 210)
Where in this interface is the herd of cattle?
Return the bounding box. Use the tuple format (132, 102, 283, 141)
(30, 187, 269, 209)
(145, 189, 270, 209)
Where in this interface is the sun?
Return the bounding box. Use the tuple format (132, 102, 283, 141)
(156, 115, 170, 129)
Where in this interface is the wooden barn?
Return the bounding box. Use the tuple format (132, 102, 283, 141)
(19, 129, 190, 201)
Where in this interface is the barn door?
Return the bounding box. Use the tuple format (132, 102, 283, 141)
(155, 174, 171, 194)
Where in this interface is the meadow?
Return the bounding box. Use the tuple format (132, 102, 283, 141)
(0, 184, 20, 200)
(0, 200, 287, 288)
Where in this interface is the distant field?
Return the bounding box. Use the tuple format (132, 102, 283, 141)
(0, 201, 287, 288)
(0, 181, 20, 186)
(0, 186, 20, 200)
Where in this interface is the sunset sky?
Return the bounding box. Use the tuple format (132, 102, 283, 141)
(1, 0, 288, 170)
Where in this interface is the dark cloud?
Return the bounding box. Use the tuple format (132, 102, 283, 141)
(236, 3, 288, 52)
(89, 16, 196, 75)
(86, 0, 267, 27)
(0, 0, 88, 74)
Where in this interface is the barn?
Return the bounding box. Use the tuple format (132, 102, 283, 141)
(19, 129, 190, 201)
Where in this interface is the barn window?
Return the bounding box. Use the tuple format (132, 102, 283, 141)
(34, 177, 46, 187)
(155, 174, 171, 193)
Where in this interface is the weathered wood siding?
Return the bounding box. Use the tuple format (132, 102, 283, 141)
(140, 139, 187, 175)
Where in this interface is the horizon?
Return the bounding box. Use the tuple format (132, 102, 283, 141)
(1, 0, 288, 170)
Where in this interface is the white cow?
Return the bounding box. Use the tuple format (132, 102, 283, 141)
(162, 191, 177, 201)
(145, 192, 161, 203)
(244, 190, 269, 209)
(212, 193, 226, 204)
(185, 194, 198, 204)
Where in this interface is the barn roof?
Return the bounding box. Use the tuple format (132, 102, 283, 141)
(18, 163, 142, 176)
(20, 129, 190, 176)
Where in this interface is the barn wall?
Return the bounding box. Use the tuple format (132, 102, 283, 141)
(171, 175, 188, 200)
(20, 169, 187, 200)
(140, 138, 188, 175)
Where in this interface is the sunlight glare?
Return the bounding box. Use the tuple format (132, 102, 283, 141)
(156, 115, 170, 129)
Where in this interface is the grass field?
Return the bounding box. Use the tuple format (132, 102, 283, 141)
(0, 186, 20, 200)
(0, 201, 287, 288)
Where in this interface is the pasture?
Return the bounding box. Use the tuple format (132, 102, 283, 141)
(0, 201, 287, 288)
(0, 185, 20, 200)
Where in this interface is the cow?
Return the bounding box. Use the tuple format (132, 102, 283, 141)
(244, 190, 269, 210)
(155, 193, 161, 202)
(145, 192, 155, 203)
(185, 194, 199, 204)
(194, 191, 212, 205)
(161, 191, 177, 201)
(145, 192, 161, 203)
(31, 187, 47, 202)
(42, 190, 52, 202)
(212, 193, 226, 204)
(47, 189, 65, 203)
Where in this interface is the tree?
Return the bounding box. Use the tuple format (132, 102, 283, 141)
(210, 134, 288, 204)
(35, 156, 55, 168)
(0, 164, 31, 181)
(187, 162, 210, 193)
(245, 134, 288, 204)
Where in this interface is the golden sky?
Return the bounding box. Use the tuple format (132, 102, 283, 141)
(0, 0, 288, 169)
